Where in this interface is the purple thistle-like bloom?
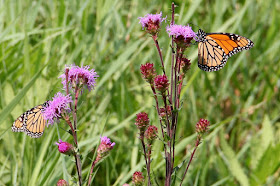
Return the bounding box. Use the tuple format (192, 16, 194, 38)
(100, 136, 116, 148)
(138, 12, 166, 35)
(166, 24, 197, 45)
(59, 65, 98, 92)
(43, 92, 72, 125)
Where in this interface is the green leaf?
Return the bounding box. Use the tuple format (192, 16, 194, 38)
(251, 115, 274, 169)
(220, 131, 249, 186)
(250, 143, 280, 185)
(0, 64, 46, 125)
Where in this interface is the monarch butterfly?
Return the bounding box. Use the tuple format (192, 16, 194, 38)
(11, 102, 49, 138)
(196, 29, 254, 72)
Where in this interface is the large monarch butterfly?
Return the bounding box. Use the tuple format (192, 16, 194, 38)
(11, 102, 49, 138)
(196, 29, 254, 72)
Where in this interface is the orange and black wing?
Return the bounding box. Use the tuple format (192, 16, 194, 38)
(11, 114, 26, 133)
(24, 104, 47, 138)
(11, 102, 48, 138)
(197, 29, 254, 72)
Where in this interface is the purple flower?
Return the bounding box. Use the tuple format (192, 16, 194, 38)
(95, 136, 115, 163)
(43, 92, 72, 125)
(100, 136, 116, 148)
(166, 24, 197, 45)
(138, 12, 166, 35)
(59, 65, 98, 92)
(56, 139, 74, 155)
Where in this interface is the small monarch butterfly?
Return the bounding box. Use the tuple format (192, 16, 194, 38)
(11, 102, 49, 138)
(196, 29, 254, 72)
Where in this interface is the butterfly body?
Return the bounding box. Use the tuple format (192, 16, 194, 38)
(11, 102, 49, 138)
(196, 29, 254, 72)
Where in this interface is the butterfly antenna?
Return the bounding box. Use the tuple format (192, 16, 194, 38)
(188, 22, 200, 30)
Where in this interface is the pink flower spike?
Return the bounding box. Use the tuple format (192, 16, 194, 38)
(59, 65, 98, 92)
(42, 92, 72, 126)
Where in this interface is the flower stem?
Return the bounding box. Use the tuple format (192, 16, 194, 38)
(180, 136, 201, 186)
(152, 36, 166, 76)
(87, 159, 97, 186)
(150, 85, 165, 139)
(64, 116, 82, 185)
(73, 82, 80, 130)
(141, 139, 151, 186)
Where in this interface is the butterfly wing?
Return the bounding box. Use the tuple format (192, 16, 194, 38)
(11, 114, 26, 132)
(11, 102, 48, 138)
(24, 104, 47, 138)
(197, 29, 254, 72)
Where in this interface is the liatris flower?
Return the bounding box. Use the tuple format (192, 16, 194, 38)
(196, 119, 210, 135)
(57, 179, 69, 186)
(144, 125, 158, 143)
(122, 184, 129, 186)
(56, 139, 74, 156)
(135, 112, 150, 139)
(154, 75, 169, 94)
(180, 58, 191, 74)
(59, 65, 98, 92)
(159, 105, 172, 119)
(166, 24, 197, 47)
(138, 12, 166, 36)
(95, 136, 115, 163)
(132, 171, 145, 186)
(43, 92, 72, 125)
(140, 63, 157, 84)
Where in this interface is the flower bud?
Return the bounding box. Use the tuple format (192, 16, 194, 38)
(95, 136, 115, 163)
(57, 179, 69, 186)
(154, 75, 169, 94)
(140, 63, 156, 84)
(56, 139, 74, 156)
(135, 112, 150, 139)
(196, 119, 210, 135)
(132, 171, 145, 186)
(144, 125, 158, 143)
(159, 106, 172, 119)
(180, 58, 191, 74)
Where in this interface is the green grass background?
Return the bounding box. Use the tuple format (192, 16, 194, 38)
(1, 0, 279, 185)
